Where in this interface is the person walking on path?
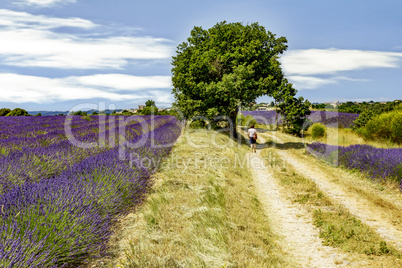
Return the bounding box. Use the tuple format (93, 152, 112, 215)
(248, 125, 257, 153)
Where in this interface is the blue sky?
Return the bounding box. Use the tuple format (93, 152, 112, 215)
(0, 0, 401, 111)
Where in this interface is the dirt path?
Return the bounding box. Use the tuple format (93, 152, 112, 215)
(249, 136, 350, 267)
(264, 132, 402, 252)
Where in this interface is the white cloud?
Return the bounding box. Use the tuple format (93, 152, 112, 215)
(68, 74, 172, 90)
(13, 0, 76, 8)
(0, 10, 174, 69)
(282, 48, 402, 76)
(0, 9, 96, 29)
(287, 76, 337, 89)
(288, 75, 369, 90)
(282, 48, 402, 90)
(0, 73, 172, 103)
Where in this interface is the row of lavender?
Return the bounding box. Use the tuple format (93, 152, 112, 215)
(0, 115, 167, 193)
(0, 116, 182, 267)
(307, 142, 402, 188)
(0, 115, 149, 154)
(241, 110, 359, 128)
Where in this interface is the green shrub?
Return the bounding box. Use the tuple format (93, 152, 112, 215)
(311, 123, 326, 139)
(363, 111, 401, 142)
(189, 119, 210, 129)
(82, 115, 93, 121)
(237, 114, 257, 127)
(391, 112, 402, 144)
(353, 109, 375, 129)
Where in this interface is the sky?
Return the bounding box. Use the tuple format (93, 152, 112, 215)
(0, 0, 401, 111)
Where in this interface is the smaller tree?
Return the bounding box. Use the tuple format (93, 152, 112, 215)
(141, 106, 159, 115)
(278, 96, 311, 136)
(275, 79, 311, 136)
(141, 100, 159, 115)
(145, 100, 156, 107)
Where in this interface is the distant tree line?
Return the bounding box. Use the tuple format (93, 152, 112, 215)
(311, 103, 334, 110)
(0, 108, 30, 116)
(339, 100, 401, 114)
(70, 111, 89, 116)
(113, 100, 178, 117)
(69, 100, 178, 117)
(311, 100, 401, 114)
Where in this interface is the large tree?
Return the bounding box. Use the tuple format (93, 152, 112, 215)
(171, 21, 289, 135)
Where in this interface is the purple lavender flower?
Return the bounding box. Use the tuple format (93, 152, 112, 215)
(307, 142, 402, 187)
(0, 115, 182, 266)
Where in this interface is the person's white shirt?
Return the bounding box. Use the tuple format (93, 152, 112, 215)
(248, 128, 256, 137)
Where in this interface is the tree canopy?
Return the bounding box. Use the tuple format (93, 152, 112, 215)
(171, 21, 311, 135)
(172, 21, 288, 121)
(145, 100, 156, 107)
(141, 99, 159, 115)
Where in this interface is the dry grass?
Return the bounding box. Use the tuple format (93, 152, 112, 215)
(304, 127, 401, 148)
(261, 148, 402, 267)
(96, 129, 292, 267)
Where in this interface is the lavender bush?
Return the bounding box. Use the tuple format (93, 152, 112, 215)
(307, 142, 402, 188)
(0, 115, 182, 267)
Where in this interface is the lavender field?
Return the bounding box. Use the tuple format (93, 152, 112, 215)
(241, 110, 359, 128)
(307, 142, 402, 188)
(0, 115, 181, 267)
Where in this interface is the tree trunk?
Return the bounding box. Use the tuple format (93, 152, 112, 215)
(230, 105, 240, 140)
(230, 113, 238, 140)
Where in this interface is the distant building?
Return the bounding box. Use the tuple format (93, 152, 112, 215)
(332, 100, 340, 107)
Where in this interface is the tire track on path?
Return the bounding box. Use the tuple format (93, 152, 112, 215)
(265, 132, 402, 252)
